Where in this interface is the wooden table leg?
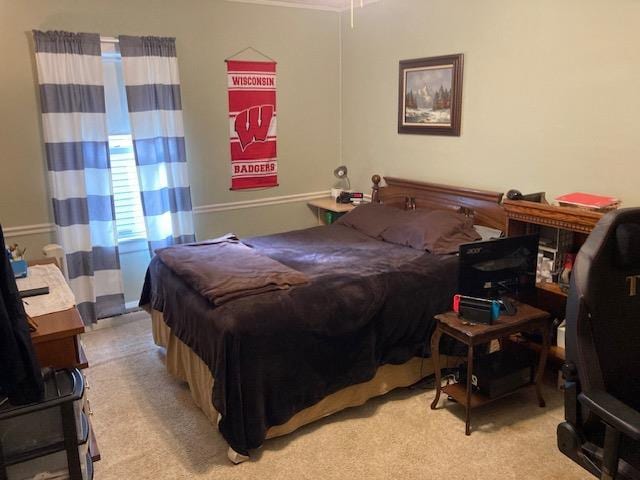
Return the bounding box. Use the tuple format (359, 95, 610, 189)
(534, 322, 550, 408)
(465, 344, 474, 435)
(430, 327, 443, 410)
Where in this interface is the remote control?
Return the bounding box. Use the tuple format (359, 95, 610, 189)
(20, 286, 50, 298)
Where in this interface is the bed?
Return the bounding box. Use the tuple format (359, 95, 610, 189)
(140, 175, 505, 462)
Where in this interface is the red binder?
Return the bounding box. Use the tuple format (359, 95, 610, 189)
(556, 192, 620, 209)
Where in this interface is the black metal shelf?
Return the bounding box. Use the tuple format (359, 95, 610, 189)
(3, 411, 89, 467)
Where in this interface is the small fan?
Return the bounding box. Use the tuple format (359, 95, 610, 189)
(333, 165, 351, 190)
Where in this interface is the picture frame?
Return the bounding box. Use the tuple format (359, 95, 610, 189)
(398, 53, 464, 136)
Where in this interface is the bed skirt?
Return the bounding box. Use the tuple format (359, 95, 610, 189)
(151, 309, 452, 449)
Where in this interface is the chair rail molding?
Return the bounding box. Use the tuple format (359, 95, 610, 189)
(4, 223, 57, 238)
(193, 190, 331, 214)
(5, 190, 332, 236)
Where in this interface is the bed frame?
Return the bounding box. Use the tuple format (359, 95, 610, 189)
(151, 174, 506, 464)
(371, 174, 506, 231)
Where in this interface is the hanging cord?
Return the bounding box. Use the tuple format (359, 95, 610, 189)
(225, 46, 277, 63)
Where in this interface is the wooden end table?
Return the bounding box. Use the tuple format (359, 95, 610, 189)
(430, 301, 551, 435)
(307, 197, 356, 224)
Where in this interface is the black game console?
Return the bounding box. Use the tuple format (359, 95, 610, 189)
(458, 346, 536, 399)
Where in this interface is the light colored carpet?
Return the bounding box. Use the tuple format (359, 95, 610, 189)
(82, 313, 590, 480)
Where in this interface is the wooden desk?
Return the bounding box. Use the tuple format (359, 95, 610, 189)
(503, 200, 604, 363)
(26, 259, 88, 370)
(31, 307, 88, 370)
(430, 302, 551, 435)
(26, 260, 99, 461)
(307, 197, 356, 224)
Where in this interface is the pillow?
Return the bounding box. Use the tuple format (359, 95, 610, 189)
(380, 209, 481, 254)
(336, 203, 405, 238)
(474, 224, 503, 242)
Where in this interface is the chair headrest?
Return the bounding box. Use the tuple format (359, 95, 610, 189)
(615, 222, 640, 268)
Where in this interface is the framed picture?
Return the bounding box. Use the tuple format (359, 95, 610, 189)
(398, 53, 464, 136)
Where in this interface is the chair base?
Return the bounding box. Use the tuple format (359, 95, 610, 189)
(558, 422, 640, 480)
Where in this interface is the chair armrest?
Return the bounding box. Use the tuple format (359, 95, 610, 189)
(579, 390, 640, 441)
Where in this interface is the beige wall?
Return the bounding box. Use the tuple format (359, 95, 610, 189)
(0, 0, 340, 250)
(341, 0, 640, 206)
(4, 0, 640, 293)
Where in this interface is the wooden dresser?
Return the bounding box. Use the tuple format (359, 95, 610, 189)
(503, 199, 605, 363)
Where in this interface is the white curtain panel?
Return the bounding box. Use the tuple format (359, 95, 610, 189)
(118, 36, 195, 252)
(33, 30, 125, 324)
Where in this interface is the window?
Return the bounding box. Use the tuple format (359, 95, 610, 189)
(102, 42, 147, 243)
(108, 135, 146, 241)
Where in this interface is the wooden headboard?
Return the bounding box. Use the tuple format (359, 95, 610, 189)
(371, 175, 506, 231)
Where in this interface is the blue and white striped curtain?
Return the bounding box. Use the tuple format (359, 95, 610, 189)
(118, 36, 195, 252)
(33, 31, 125, 324)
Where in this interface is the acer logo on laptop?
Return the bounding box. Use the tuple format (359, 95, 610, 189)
(465, 247, 483, 255)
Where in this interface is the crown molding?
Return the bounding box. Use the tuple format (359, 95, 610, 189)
(223, 0, 341, 12)
(223, 0, 380, 13)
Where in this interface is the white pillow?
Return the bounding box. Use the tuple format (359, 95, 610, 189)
(473, 225, 503, 241)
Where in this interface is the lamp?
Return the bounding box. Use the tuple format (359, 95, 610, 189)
(333, 165, 351, 191)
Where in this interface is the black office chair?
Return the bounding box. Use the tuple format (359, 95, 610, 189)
(558, 208, 640, 480)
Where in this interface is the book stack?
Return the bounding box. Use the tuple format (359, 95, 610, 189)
(555, 192, 621, 212)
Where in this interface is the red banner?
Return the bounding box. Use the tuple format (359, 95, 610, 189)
(226, 60, 278, 190)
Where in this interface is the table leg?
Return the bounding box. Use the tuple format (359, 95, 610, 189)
(465, 344, 474, 435)
(535, 322, 550, 408)
(430, 327, 443, 410)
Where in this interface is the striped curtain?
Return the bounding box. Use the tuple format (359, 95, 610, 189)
(33, 31, 125, 324)
(118, 36, 195, 252)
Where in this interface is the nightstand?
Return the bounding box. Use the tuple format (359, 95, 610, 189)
(307, 197, 356, 224)
(430, 301, 552, 435)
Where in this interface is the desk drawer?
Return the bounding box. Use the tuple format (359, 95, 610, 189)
(33, 336, 79, 369)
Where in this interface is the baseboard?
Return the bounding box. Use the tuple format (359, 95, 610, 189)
(84, 308, 149, 331)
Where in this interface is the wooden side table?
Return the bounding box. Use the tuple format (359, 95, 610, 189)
(430, 302, 551, 435)
(307, 197, 356, 224)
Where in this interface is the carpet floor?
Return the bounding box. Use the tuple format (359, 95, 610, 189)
(82, 313, 590, 480)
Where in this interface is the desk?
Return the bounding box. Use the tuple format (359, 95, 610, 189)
(31, 307, 88, 370)
(26, 260, 100, 461)
(307, 197, 356, 224)
(25, 259, 87, 370)
(430, 302, 551, 435)
(503, 199, 604, 364)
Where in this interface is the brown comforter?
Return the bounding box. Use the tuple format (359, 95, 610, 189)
(142, 224, 460, 455)
(156, 234, 309, 305)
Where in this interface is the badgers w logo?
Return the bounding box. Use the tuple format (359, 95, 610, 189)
(234, 105, 274, 151)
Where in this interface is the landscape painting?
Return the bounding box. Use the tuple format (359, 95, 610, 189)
(398, 54, 464, 136)
(404, 66, 453, 126)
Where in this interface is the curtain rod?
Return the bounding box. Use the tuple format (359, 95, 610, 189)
(100, 36, 118, 44)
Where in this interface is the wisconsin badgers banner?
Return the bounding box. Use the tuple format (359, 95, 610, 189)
(226, 60, 278, 190)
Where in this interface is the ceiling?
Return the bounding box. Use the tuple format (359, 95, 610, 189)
(224, 0, 380, 12)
